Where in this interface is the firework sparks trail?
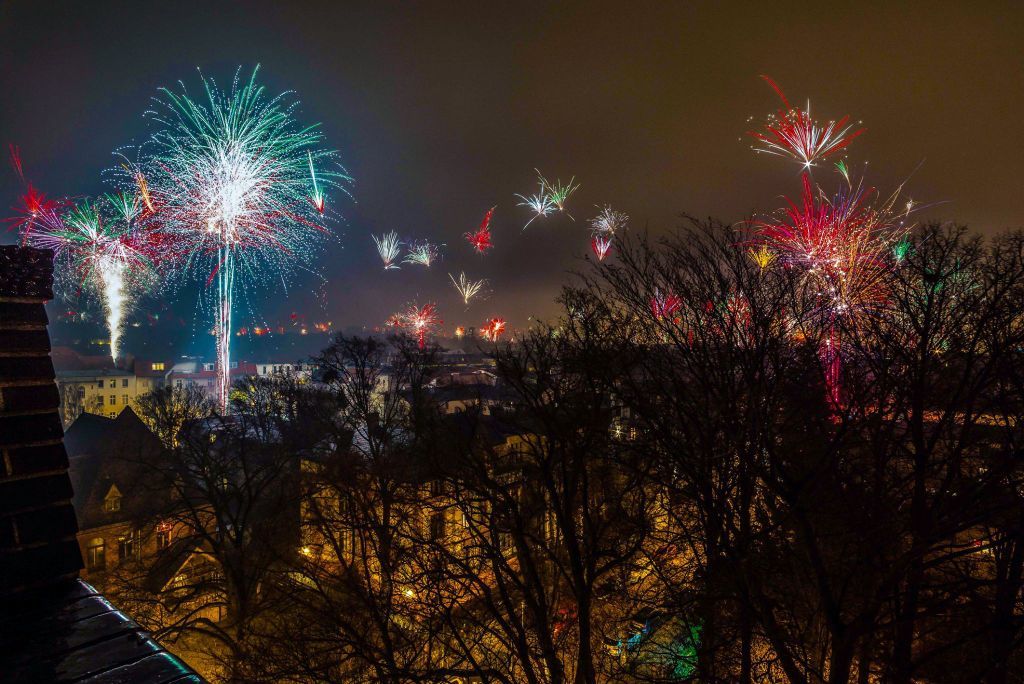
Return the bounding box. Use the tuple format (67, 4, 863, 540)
(481, 316, 506, 342)
(449, 271, 487, 306)
(373, 232, 402, 270)
(536, 169, 579, 220)
(464, 206, 495, 253)
(591, 235, 613, 261)
(589, 205, 628, 236)
(390, 302, 441, 349)
(137, 66, 350, 408)
(650, 288, 682, 321)
(307, 151, 325, 213)
(748, 76, 865, 170)
(114, 154, 158, 215)
(403, 240, 440, 267)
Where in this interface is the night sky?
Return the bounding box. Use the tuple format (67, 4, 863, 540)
(3, 2, 1024, 350)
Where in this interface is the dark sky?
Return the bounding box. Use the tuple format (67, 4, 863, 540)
(3, 1, 1024, 344)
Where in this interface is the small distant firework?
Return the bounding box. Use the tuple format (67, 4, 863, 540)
(449, 271, 487, 305)
(454, 325, 465, 339)
(373, 232, 403, 270)
(589, 205, 628, 236)
(588, 205, 626, 261)
(464, 206, 495, 253)
(481, 316, 506, 342)
(650, 288, 682, 320)
(536, 169, 579, 219)
(748, 76, 864, 169)
(892, 235, 912, 262)
(390, 302, 441, 349)
(403, 240, 440, 267)
(516, 187, 555, 229)
(747, 244, 776, 270)
(591, 235, 613, 261)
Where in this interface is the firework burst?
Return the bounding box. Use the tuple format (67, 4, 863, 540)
(589, 205, 628, 236)
(464, 206, 495, 253)
(23, 194, 159, 361)
(134, 65, 350, 408)
(650, 288, 682, 321)
(373, 232, 403, 270)
(748, 244, 776, 270)
(481, 316, 506, 342)
(536, 169, 579, 219)
(403, 240, 440, 267)
(449, 271, 487, 306)
(516, 187, 555, 230)
(591, 235, 613, 261)
(390, 302, 441, 349)
(751, 173, 908, 323)
(748, 76, 865, 170)
(752, 171, 911, 409)
(7, 146, 64, 240)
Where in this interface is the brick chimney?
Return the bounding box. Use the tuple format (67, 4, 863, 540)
(0, 246, 83, 594)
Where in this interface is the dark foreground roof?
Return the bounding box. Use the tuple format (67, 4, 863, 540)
(1, 579, 200, 683)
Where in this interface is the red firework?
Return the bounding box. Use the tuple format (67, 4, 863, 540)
(7, 145, 64, 240)
(650, 289, 681, 320)
(591, 235, 613, 261)
(752, 173, 899, 321)
(753, 172, 906, 409)
(390, 302, 442, 348)
(748, 76, 865, 169)
(481, 317, 506, 342)
(464, 206, 495, 253)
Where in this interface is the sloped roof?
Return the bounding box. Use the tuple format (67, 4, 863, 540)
(66, 408, 164, 530)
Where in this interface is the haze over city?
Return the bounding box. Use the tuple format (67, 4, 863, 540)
(3, 2, 1023, 358)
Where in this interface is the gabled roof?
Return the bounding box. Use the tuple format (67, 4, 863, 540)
(66, 408, 164, 530)
(145, 536, 205, 594)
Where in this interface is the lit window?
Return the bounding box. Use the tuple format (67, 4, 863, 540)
(118, 531, 138, 561)
(152, 362, 165, 371)
(156, 524, 172, 551)
(430, 512, 446, 540)
(104, 486, 122, 512)
(86, 537, 105, 570)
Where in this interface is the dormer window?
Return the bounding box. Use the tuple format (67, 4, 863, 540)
(152, 362, 165, 371)
(103, 484, 122, 512)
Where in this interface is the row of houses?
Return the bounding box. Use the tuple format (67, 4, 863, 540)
(52, 347, 314, 426)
